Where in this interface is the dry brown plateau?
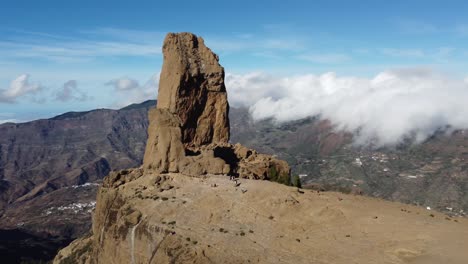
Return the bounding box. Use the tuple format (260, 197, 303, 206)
(55, 172, 468, 264)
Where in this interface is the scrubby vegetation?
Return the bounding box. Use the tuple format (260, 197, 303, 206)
(268, 166, 302, 188)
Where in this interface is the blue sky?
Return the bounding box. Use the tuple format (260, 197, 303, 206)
(1, 0, 468, 124)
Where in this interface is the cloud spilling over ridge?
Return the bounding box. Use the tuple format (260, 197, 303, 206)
(226, 69, 468, 146)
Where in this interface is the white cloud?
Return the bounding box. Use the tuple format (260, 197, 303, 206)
(107, 74, 159, 107)
(55, 80, 90, 102)
(226, 72, 287, 107)
(226, 69, 468, 146)
(0, 74, 43, 103)
(105, 77, 139, 91)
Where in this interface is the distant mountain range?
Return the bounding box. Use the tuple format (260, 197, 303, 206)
(1, 99, 467, 262)
(0, 101, 154, 263)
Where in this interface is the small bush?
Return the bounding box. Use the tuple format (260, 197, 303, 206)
(293, 175, 302, 188)
(268, 166, 292, 186)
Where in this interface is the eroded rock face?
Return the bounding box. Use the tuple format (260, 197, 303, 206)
(158, 33, 230, 146)
(143, 32, 289, 179)
(143, 108, 185, 173)
(143, 32, 231, 173)
(176, 143, 290, 180)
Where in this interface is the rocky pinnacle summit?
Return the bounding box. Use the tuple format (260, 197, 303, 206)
(53, 32, 292, 263)
(154, 32, 230, 146)
(143, 32, 290, 179)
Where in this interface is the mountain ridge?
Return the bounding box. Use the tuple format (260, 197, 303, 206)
(1, 102, 467, 262)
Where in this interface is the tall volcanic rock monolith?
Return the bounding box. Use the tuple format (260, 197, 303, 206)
(156, 33, 230, 146)
(53, 33, 291, 264)
(143, 32, 289, 180)
(143, 33, 230, 173)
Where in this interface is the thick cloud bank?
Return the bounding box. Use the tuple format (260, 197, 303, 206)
(226, 69, 468, 146)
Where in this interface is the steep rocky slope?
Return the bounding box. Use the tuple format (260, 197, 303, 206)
(54, 32, 468, 264)
(0, 101, 153, 240)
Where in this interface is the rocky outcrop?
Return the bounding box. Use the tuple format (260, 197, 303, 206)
(176, 142, 290, 180)
(143, 32, 289, 179)
(54, 32, 292, 264)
